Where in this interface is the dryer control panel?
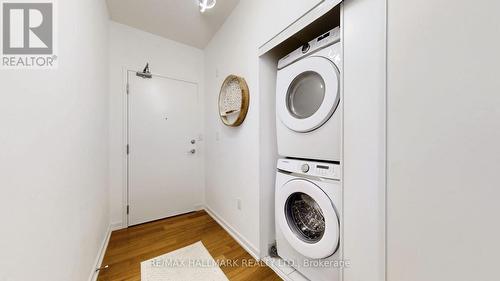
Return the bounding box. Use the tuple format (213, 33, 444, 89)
(277, 158, 341, 180)
(278, 27, 340, 69)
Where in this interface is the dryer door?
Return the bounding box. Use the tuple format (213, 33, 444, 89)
(276, 56, 340, 133)
(277, 179, 340, 259)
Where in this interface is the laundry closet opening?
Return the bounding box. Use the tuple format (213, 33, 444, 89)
(257, 2, 342, 274)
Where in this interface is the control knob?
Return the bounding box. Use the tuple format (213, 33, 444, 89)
(301, 164, 310, 173)
(301, 43, 310, 54)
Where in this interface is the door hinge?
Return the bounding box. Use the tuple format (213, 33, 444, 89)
(126, 83, 129, 94)
(126, 205, 129, 215)
(126, 144, 129, 155)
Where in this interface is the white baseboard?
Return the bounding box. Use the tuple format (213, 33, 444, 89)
(204, 206, 260, 260)
(88, 225, 113, 281)
(263, 256, 299, 281)
(266, 262, 290, 281)
(110, 221, 125, 231)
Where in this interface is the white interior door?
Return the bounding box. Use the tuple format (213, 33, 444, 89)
(128, 73, 202, 226)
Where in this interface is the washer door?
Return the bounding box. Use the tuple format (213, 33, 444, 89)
(277, 179, 340, 259)
(277, 56, 340, 133)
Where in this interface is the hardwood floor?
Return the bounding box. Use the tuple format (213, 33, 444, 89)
(97, 211, 281, 281)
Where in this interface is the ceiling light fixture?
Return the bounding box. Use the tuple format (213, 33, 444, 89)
(199, 0, 216, 13)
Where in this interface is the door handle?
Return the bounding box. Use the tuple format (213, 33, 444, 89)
(189, 149, 196, 154)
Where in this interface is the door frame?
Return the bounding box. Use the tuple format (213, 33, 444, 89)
(121, 67, 201, 227)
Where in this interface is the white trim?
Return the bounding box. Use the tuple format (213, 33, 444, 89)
(110, 221, 125, 231)
(88, 225, 112, 281)
(204, 206, 260, 260)
(341, 0, 387, 280)
(258, 0, 342, 56)
(121, 66, 129, 228)
(339, 4, 345, 281)
(264, 256, 314, 281)
(264, 259, 290, 281)
(130, 207, 201, 227)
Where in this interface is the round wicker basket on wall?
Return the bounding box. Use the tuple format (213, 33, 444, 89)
(218, 75, 250, 127)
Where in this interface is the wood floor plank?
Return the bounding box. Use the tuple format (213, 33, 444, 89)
(97, 211, 281, 281)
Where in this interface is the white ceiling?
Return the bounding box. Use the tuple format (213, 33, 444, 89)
(106, 0, 240, 49)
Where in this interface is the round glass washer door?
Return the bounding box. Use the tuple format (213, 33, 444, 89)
(277, 56, 340, 133)
(286, 192, 326, 243)
(277, 179, 340, 259)
(286, 71, 326, 120)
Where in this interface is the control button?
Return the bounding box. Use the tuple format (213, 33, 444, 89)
(301, 43, 310, 54)
(301, 164, 310, 173)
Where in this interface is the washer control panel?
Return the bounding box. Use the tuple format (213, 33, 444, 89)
(277, 158, 340, 180)
(278, 27, 340, 69)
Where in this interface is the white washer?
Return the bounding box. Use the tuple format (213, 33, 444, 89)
(276, 27, 342, 162)
(275, 158, 342, 281)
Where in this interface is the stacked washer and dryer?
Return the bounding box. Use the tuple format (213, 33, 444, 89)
(274, 27, 343, 281)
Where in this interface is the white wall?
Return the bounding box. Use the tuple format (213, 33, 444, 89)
(204, 0, 326, 257)
(342, 0, 387, 280)
(0, 0, 110, 280)
(203, 0, 262, 254)
(108, 21, 205, 227)
(255, 0, 324, 47)
(387, 1, 500, 280)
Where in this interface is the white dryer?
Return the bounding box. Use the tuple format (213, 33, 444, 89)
(276, 27, 342, 162)
(275, 158, 342, 281)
